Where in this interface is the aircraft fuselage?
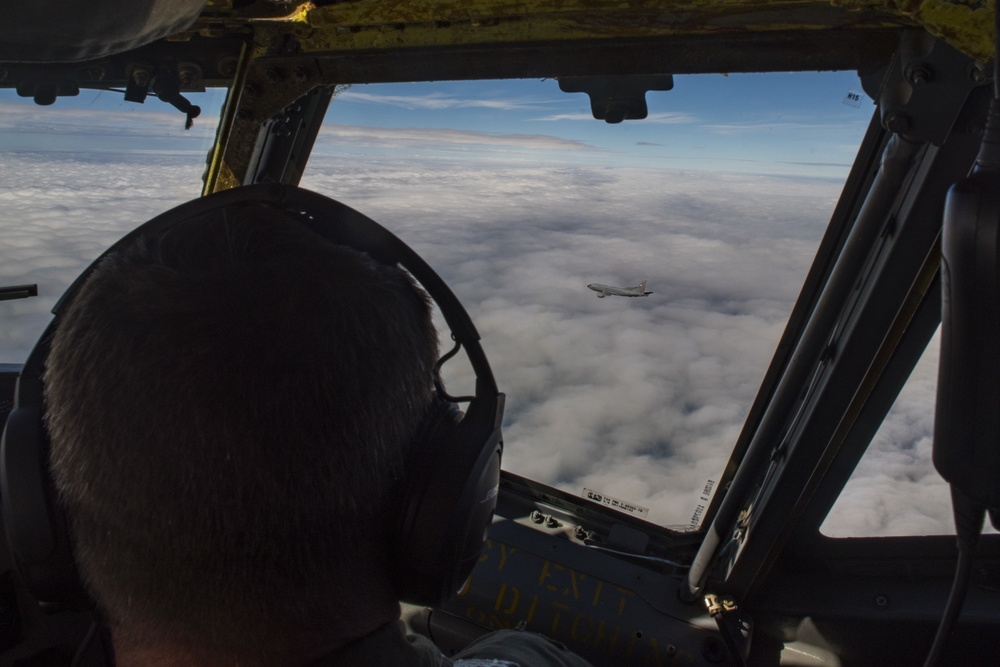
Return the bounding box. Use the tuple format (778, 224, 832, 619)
(587, 281, 653, 298)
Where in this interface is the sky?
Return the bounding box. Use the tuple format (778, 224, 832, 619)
(319, 74, 868, 176)
(0, 71, 963, 536)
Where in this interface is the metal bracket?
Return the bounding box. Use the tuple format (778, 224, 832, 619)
(12, 65, 79, 105)
(558, 75, 674, 123)
(206, 55, 325, 192)
(705, 593, 752, 666)
(863, 31, 991, 146)
(244, 85, 334, 186)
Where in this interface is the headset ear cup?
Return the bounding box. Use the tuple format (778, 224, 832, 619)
(1, 404, 88, 606)
(449, 431, 501, 592)
(393, 398, 502, 605)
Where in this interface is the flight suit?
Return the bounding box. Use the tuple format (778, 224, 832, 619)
(63, 616, 596, 665)
(307, 621, 596, 666)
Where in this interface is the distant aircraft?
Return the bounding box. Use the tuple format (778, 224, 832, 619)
(587, 280, 653, 298)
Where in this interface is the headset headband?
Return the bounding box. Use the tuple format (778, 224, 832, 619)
(53, 183, 498, 399)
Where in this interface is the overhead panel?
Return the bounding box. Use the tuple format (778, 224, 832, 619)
(224, 0, 994, 62)
(201, 0, 991, 190)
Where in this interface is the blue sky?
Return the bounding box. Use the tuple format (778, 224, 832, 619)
(0, 71, 871, 175)
(1, 71, 952, 536)
(318, 73, 871, 175)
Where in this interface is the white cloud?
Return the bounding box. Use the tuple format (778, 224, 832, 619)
(0, 153, 207, 359)
(0, 148, 952, 536)
(703, 119, 865, 135)
(336, 90, 555, 112)
(316, 124, 596, 153)
(300, 158, 834, 527)
(821, 329, 980, 536)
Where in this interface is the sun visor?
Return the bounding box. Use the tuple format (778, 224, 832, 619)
(0, 0, 206, 63)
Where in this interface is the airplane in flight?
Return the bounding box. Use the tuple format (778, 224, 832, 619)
(587, 280, 653, 298)
(1, 1, 999, 666)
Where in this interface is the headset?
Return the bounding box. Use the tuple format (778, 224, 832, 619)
(0, 183, 505, 608)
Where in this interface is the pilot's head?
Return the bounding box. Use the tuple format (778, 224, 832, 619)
(44, 206, 439, 663)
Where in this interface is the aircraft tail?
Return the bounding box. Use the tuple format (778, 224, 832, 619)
(639, 280, 647, 293)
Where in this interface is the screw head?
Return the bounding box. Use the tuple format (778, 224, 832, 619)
(178, 66, 201, 86)
(969, 64, 989, 85)
(906, 64, 932, 86)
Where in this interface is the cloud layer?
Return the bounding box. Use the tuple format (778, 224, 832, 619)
(0, 146, 954, 535)
(820, 330, 985, 537)
(301, 156, 840, 528)
(317, 124, 595, 153)
(0, 152, 208, 360)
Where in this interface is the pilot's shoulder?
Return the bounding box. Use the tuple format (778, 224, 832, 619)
(449, 629, 594, 667)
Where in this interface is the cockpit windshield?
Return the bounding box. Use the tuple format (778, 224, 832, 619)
(300, 72, 870, 530)
(2, 72, 874, 530)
